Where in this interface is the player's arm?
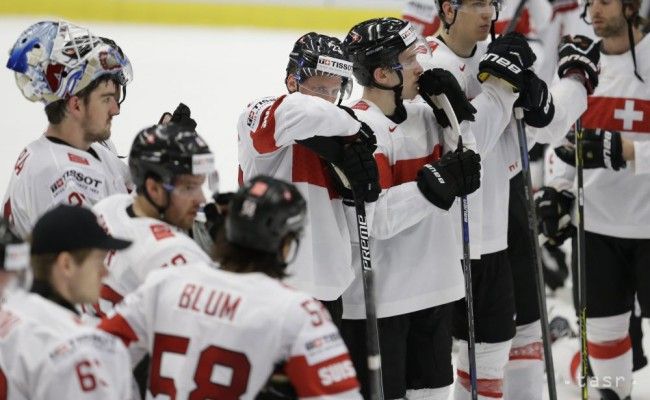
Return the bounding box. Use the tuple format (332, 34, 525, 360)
(282, 298, 362, 399)
(241, 93, 361, 155)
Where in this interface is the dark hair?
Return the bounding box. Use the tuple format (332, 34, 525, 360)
(212, 229, 287, 279)
(44, 75, 121, 124)
(30, 248, 92, 281)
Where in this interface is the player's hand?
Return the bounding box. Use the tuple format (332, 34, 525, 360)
(554, 128, 626, 170)
(158, 103, 198, 130)
(534, 186, 575, 247)
(514, 69, 555, 128)
(478, 32, 536, 91)
(557, 35, 600, 95)
(418, 68, 477, 128)
(340, 141, 381, 203)
(417, 148, 481, 210)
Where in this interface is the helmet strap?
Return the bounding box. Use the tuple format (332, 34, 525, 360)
(143, 181, 172, 221)
(626, 12, 645, 81)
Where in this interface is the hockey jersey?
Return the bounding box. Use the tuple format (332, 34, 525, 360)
(548, 34, 650, 238)
(237, 92, 362, 301)
(0, 290, 132, 400)
(342, 99, 465, 319)
(2, 135, 131, 238)
(99, 263, 362, 399)
(91, 194, 212, 316)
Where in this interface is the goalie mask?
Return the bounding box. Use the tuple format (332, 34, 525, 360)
(7, 20, 133, 105)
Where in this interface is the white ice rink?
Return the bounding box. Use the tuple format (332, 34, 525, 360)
(1, 16, 649, 400)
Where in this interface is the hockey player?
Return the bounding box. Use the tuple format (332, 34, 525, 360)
(339, 18, 482, 399)
(237, 32, 380, 324)
(539, 0, 649, 397)
(3, 21, 134, 238)
(0, 207, 133, 399)
(99, 175, 362, 399)
(427, 0, 600, 398)
(91, 122, 214, 317)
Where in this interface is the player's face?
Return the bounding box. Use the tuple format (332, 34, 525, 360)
(452, 0, 495, 42)
(80, 80, 121, 143)
(69, 249, 109, 304)
(397, 45, 424, 100)
(165, 174, 207, 230)
(589, 0, 627, 38)
(299, 75, 343, 103)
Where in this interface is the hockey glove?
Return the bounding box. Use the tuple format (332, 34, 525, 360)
(535, 186, 575, 247)
(340, 141, 381, 203)
(478, 32, 536, 91)
(418, 68, 477, 128)
(557, 35, 600, 95)
(514, 69, 556, 128)
(158, 103, 198, 130)
(416, 148, 481, 210)
(338, 106, 378, 152)
(554, 128, 626, 170)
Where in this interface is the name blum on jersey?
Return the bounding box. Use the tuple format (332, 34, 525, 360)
(318, 359, 356, 387)
(480, 52, 523, 75)
(50, 169, 102, 195)
(177, 283, 242, 322)
(246, 97, 276, 129)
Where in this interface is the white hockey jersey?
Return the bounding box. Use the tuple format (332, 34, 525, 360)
(237, 92, 362, 301)
(2, 135, 131, 238)
(341, 99, 465, 319)
(547, 35, 650, 238)
(99, 263, 362, 399)
(427, 36, 588, 255)
(0, 290, 132, 400)
(91, 194, 212, 316)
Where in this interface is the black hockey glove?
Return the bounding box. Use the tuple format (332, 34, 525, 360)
(340, 141, 381, 203)
(554, 128, 626, 170)
(338, 105, 377, 152)
(514, 69, 555, 128)
(534, 186, 575, 247)
(557, 35, 600, 95)
(416, 148, 481, 210)
(478, 32, 536, 91)
(158, 102, 198, 130)
(418, 68, 477, 128)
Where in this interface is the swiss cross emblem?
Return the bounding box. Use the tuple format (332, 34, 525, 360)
(614, 100, 644, 130)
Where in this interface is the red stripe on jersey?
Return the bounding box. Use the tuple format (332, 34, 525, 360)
(284, 353, 360, 397)
(457, 370, 503, 398)
(250, 95, 287, 154)
(495, 9, 531, 35)
(588, 335, 632, 359)
(570, 350, 581, 385)
(100, 284, 124, 306)
(238, 166, 244, 187)
(393, 146, 443, 185)
(292, 144, 340, 199)
(583, 97, 650, 133)
(375, 153, 393, 190)
(351, 101, 369, 111)
(509, 342, 543, 360)
(98, 313, 139, 347)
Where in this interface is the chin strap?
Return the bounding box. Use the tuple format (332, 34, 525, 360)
(143, 184, 172, 221)
(627, 16, 644, 82)
(369, 69, 408, 124)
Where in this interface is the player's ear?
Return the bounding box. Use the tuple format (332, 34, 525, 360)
(286, 74, 298, 93)
(373, 66, 390, 86)
(442, 2, 455, 24)
(144, 176, 165, 203)
(66, 96, 83, 119)
(55, 251, 75, 277)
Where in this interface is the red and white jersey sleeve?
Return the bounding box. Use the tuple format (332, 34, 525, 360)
(548, 35, 650, 238)
(402, 0, 441, 37)
(92, 194, 212, 317)
(0, 291, 132, 400)
(99, 264, 361, 399)
(2, 136, 130, 238)
(237, 93, 361, 301)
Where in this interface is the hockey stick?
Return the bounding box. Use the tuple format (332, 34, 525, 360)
(352, 196, 385, 400)
(433, 94, 478, 400)
(575, 117, 589, 400)
(513, 108, 558, 400)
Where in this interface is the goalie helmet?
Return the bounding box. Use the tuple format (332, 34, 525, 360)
(129, 123, 214, 190)
(226, 176, 306, 255)
(6, 21, 133, 104)
(0, 218, 29, 272)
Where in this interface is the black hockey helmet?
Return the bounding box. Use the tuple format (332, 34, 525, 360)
(286, 32, 353, 103)
(129, 122, 214, 191)
(0, 218, 29, 272)
(226, 176, 306, 256)
(343, 17, 418, 87)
